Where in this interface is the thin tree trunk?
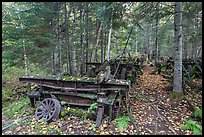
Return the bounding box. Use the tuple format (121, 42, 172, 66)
(95, 23, 103, 62)
(101, 25, 104, 63)
(91, 22, 102, 62)
(195, 14, 200, 58)
(144, 28, 148, 62)
(80, 6, 86, 75)
(173, 2, 183, 93)
(71, 7, 77, 76)
(79, 6, 83, 75)
(155, 17, 159, 67)
(104, 31, 107, 60)
(80, 30, 86, 75)
(135, 28, 137, 54)
(192, 14, 197, 59)
(23, 42, 28, 76)
(50, 7, 56, 75)
(65, 2, 72, 74)
(148, 23, 152, 61)
(107, 15, 112, 61)
(20, 22, 28, 76)
(85, 3, 89, 73)
(143, 24, 148, 61)
(89, 20, 96, 62)
(58, 4, 62, 74)
(114, 32, 119, 55)
(183, 40, 188, 59)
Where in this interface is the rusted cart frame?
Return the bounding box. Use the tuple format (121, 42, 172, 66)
(19, 76, 130, 127)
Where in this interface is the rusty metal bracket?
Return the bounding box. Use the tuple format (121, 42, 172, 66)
(95, 105, 104, 128)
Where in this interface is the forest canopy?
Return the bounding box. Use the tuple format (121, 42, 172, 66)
(2, 2, 202, 76)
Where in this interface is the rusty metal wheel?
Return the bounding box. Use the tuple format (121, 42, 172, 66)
(35, 98, 61, 122)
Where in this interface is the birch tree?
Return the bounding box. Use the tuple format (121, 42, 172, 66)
(107, 13, 112, 61)
(21, 22, 28, 76)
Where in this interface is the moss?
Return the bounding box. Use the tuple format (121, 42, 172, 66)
(170, 91, 183, 100)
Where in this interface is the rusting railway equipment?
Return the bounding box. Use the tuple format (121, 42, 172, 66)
(86, 57, 143, 83)
(19, 73, 130, 127)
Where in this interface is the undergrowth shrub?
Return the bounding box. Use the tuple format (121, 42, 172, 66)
(180, 119, 202, 135)
(115, 115, 131, 132)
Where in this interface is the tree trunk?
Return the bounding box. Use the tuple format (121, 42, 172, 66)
(148, 23, 152, 61)
(80, 6, 86, 75)
(173, 2, 183, 93)
(183, 40, 188, 59)
(85, 3, 89, 73)
(135, 28, 137, 55)
(104, 31, 107, 60)
(23, 41, 28, 76)
(65, 2, 72, 74)
(114, 32, 119, 55)
(143, 24, 148, 62)
(50, 8, 56, 75)
(71, 7, 77, 76)
(91, 22, 102, 62)
(107, 15, 112, 61)
(101, 25, 104, 63)
(155, 17, 159, 67)
(58, 4, 62, 74)
(20, 22, 28, 76)
(195, 14, 200, 58)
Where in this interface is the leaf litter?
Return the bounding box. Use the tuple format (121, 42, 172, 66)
(2, 65, 202, 135)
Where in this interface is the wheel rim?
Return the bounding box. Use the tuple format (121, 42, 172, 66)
(35, 98, 61, 122)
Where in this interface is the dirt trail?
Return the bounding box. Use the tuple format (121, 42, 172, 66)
(129, 64, 193, 135)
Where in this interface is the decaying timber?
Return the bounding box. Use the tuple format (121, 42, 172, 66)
(86, 56, 144, 83)
(19, 66, 131, 127)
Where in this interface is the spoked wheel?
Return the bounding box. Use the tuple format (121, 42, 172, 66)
(35, 98, 61, 122)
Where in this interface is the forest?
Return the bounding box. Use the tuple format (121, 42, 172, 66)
(2, 2, 202, 135)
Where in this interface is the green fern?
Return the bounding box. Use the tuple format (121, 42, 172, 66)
(194, 108, 202, 118)
(180, 119, 202, 135)
(115, 115, 130, 132)
(88, 103, 98, 112)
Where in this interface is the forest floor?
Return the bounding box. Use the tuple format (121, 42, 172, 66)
(2, 64, 202, 135)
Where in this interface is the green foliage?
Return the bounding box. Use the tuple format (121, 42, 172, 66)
(115, 115, 131, 132)
(130, 93, 141, 100)
(191, 66, 198, 77)
(83, 103, 98, 122)
(3, 2, 202, 78)
(88, 103, 98, 112)
(2, 97, 30, 118)
(60, 106, 84, 117)
(2, 64, 26, 102)
(194, 108, 202, 118)
(170, 91, 183, 99)
(2, 88, 12, 102)
(2, 64, 25, 82)
(180, 119, 202, 135)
